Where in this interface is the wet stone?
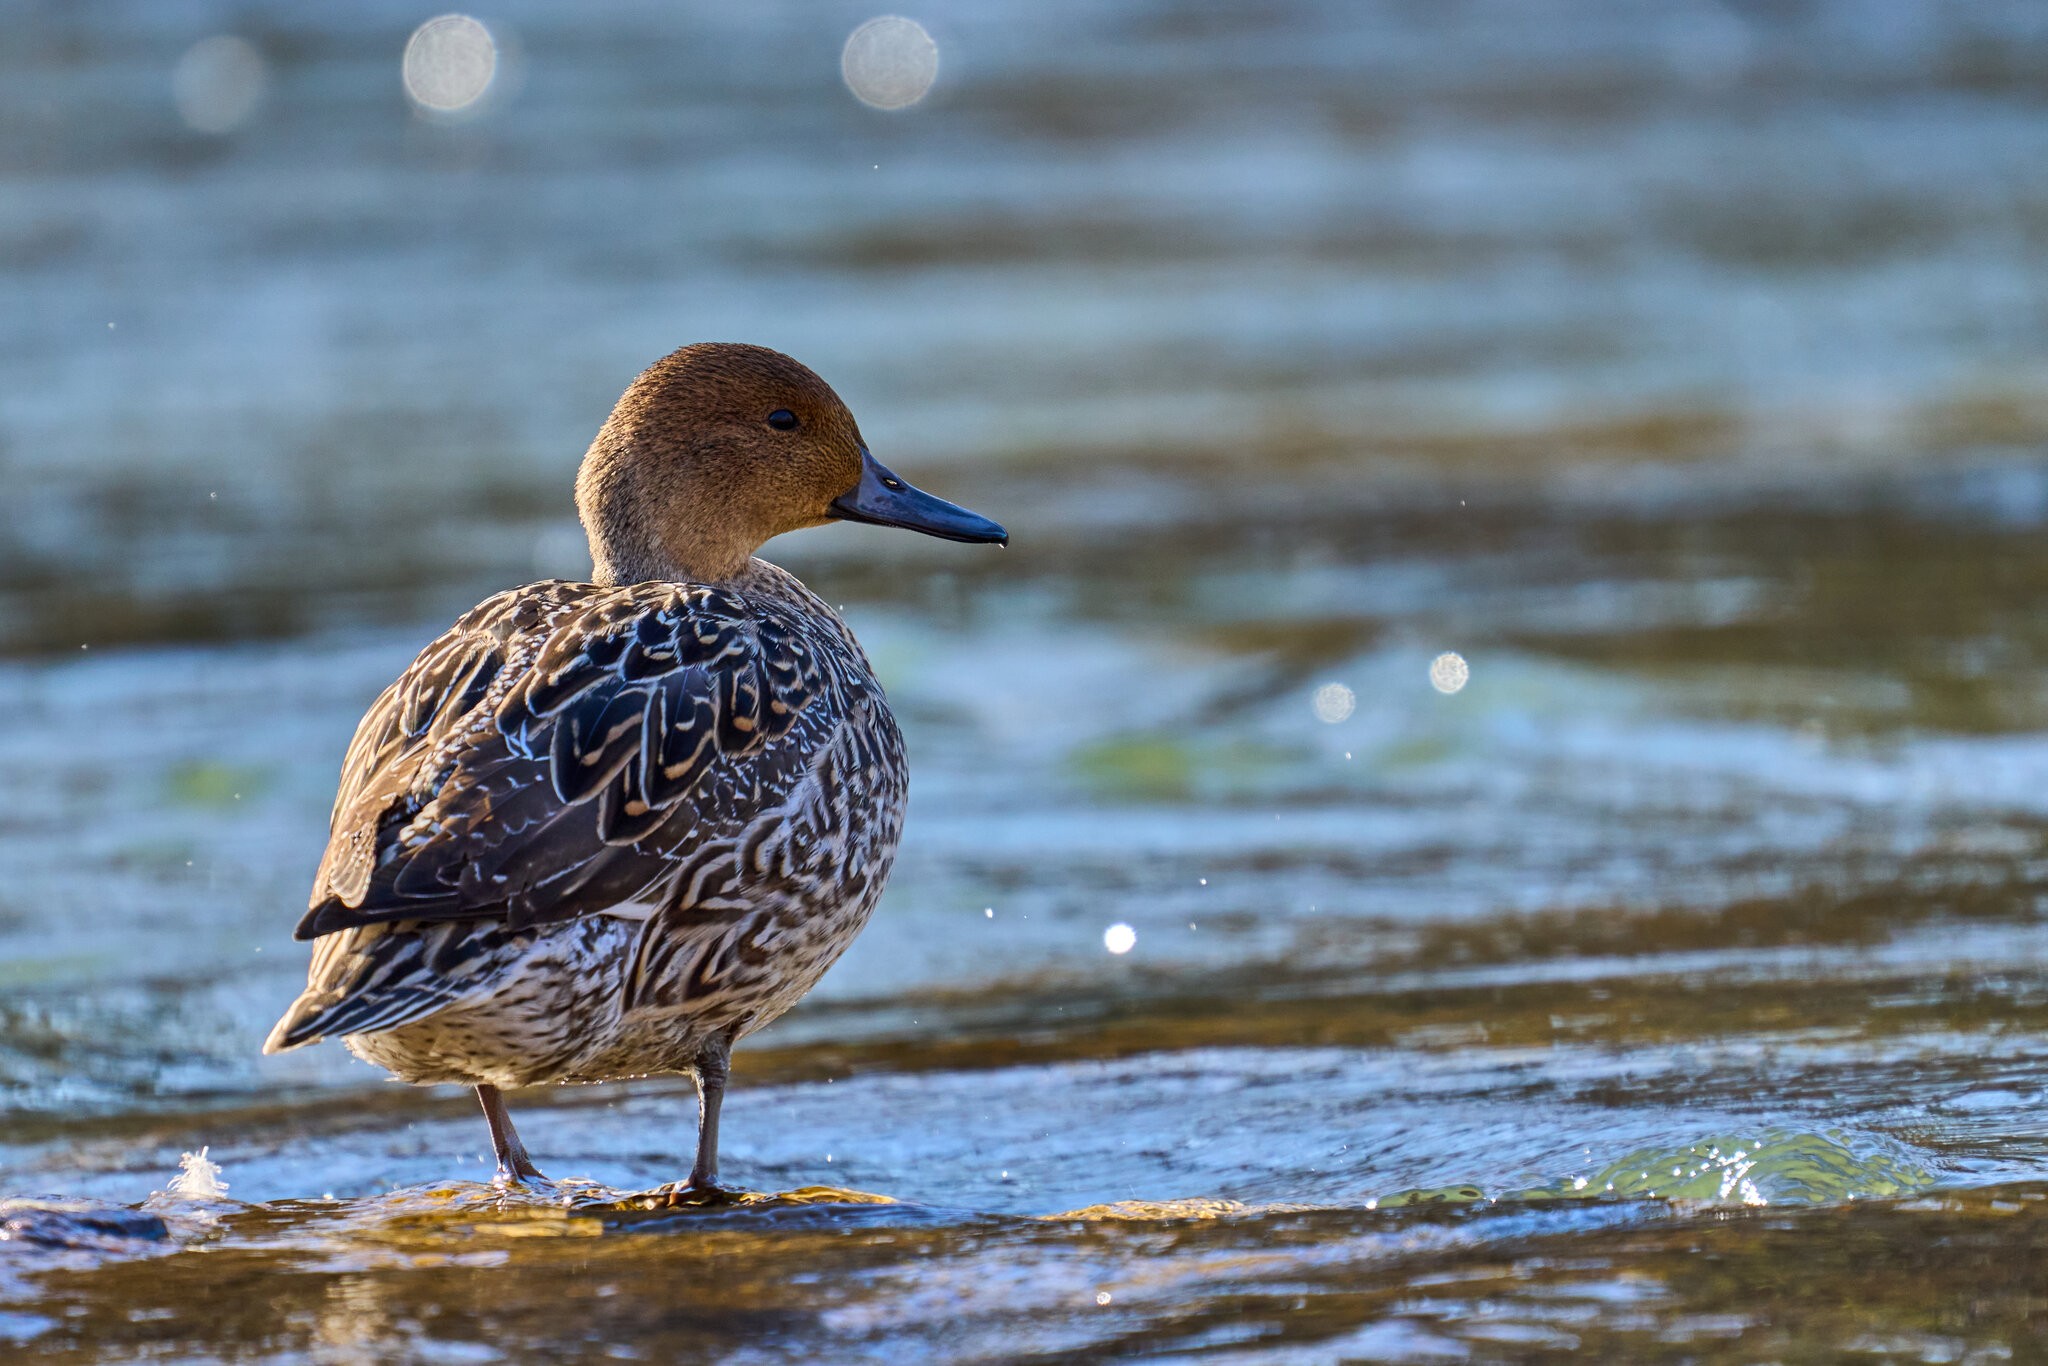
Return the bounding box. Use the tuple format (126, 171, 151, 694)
(0, 1201, 168, 1251)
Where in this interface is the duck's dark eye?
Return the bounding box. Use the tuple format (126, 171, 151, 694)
(766, 409, 799, 432)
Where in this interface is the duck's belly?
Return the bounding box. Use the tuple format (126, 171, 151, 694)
(347, 879, 885, 1089)
(574, 883, 885, 1082)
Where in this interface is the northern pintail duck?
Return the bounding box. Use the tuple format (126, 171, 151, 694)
(265, 343, 1005, 1191)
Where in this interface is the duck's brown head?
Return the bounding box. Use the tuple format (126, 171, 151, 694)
(576, 342, 1006, 584)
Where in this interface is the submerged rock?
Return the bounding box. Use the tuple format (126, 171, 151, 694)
(0, 1200, 169, 1251)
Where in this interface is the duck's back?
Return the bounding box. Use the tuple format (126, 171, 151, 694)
(266, 560, 906, 1085)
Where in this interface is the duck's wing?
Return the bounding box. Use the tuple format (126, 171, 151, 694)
(294, 579, 858, 942)
(264, 916, 549, 1051)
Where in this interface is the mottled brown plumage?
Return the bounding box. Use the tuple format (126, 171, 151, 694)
(265, 342, 1005, 1191)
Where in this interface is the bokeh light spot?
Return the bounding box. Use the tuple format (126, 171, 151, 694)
(1312, 682, 1355, 724)
(1103, 923, 1136, 955)
(404, 14, 497, 113)
(1430, 651, 1470, 695)
(173, 36, 267, 134)
(842, 17, 938, 110)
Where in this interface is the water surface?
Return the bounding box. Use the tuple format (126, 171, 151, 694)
(8, 1, 2048, 1359)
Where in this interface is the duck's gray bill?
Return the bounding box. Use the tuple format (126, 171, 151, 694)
(829, 449, 1008, 545)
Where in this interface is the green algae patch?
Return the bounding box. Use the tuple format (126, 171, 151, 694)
(161, 761, 270, 810)
(1069, 736, 1197, 800)
(1514, 1131, 1934, 1207)
(1371, 1184, 1488, 1209)
(1352, 1133, 1935, 1216)
(1068, 735, 1298, 801)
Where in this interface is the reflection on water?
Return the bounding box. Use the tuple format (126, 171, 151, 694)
(11, 1162, 2043, 1361)
(8, 0, 2048, 1359)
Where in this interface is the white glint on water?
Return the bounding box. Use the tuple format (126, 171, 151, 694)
(1103, 923, 1136, 955)
(172, 36, 267, 134)
(404, 15, 497, 113)
(166, 1147, 230, 1201)
(1429, 651, 1470, 694)
(1312, 682, 1354, 723)
(842, 17, 938, 109)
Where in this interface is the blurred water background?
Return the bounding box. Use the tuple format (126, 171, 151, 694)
(8, 0, 2048, 1359)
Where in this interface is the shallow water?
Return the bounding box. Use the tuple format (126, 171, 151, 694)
(10, 0, 2048, 1360)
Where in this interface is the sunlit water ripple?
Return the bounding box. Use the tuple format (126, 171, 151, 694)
(11, 0, 2048, 1358)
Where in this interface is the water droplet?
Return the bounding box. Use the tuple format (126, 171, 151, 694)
(404, 14, 497, 113)
(1429, 651, 1470, 695)
(1312, 681, 1355, 723)
(165, 1147, 229, 1201)
(842, 17, 938, 110)
(173, 35, 267, 133)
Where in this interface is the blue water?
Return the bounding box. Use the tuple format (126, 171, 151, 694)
(8, 1, 2048, 1359)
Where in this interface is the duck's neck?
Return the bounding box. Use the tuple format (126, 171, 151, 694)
(575, 430, 755, 586)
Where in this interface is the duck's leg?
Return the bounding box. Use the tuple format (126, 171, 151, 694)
(685, 1038, 731, 1189)
(476, 1084, 546, 1183)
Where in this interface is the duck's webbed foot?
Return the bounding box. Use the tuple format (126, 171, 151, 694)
(654, 1176, 746, 1208)
(494, 1155, 549, 1186)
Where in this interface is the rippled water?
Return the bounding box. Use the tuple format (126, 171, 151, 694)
(9, 0, 2048, 1360)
